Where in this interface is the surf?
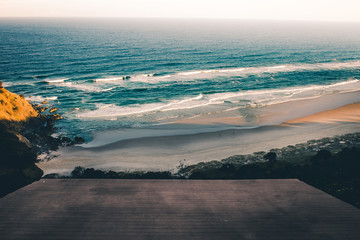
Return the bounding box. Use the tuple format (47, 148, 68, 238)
(74, 79, 360, 123)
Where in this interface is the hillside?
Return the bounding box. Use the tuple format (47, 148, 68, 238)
(0, 84, 38, 122)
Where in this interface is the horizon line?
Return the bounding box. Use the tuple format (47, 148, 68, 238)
(1, 16, 360, 24)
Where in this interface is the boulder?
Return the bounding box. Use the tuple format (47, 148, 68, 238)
(264, 152, 277, 162)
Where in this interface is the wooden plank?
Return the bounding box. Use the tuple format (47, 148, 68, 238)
(1, 179, 360, 240)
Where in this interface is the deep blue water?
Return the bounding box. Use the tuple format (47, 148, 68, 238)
(1, 18, 360, 140)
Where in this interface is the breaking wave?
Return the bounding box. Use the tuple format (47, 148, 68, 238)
(26, 95, 58, 102)
(75, 79, 360, 120)
(44, 78, 69, 84)
(47, 60, 360, 93)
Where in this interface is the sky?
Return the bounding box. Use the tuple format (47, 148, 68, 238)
(1, 0, 360, 22)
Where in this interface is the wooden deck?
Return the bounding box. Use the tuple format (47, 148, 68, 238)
(1, 179, 360, 239)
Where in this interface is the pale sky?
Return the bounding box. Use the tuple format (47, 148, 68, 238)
(1, 0, 360, 22)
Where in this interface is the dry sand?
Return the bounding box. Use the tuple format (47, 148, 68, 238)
(283, 102, 360, 125)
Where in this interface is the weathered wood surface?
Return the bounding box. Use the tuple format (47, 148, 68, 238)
(1, 179, 360, 240)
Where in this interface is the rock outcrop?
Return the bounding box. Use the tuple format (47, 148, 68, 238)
(0, 84, 43, 197)
(0, 83, 86, 197)
(0, 86, 38, 122)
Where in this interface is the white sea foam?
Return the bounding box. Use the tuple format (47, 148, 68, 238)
(125, 74, 153, 83)
(1, 81, 14, 87)
(218, 68, 245, 73)
(101, 86, 117, 92)
(57, 81, 118, 92)
(65, 84, 102, 92)
(45, 96, 58, 100)
(179, 71, 203, 76)
(45, 78, 69, 84)
(94, 76, 128, 82)
(141, 74, 154, 77)
(76, 103, 163, 119)
(76, 94, 207, 119)
(157, 75, 171, 79)
(76, 79, 360, 120)
(269, 65, 286, 69)
(25, 96, 58, 102)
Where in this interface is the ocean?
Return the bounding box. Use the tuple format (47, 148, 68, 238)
(1, 18, 360, 173)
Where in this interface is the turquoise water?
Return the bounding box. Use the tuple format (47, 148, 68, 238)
(1, 18, 360, 140)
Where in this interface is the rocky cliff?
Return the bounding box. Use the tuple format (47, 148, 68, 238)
(0, 83, 44, 197)
(0, 86, 38, 122)
(0, 82, 86, 197)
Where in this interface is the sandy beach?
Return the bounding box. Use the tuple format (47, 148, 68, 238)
(37, 90, 360, 175)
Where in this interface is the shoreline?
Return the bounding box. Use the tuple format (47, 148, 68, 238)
(81, 90, 360, 148)
(37, 98, 360, 175)
(166, 90, 360, 126)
